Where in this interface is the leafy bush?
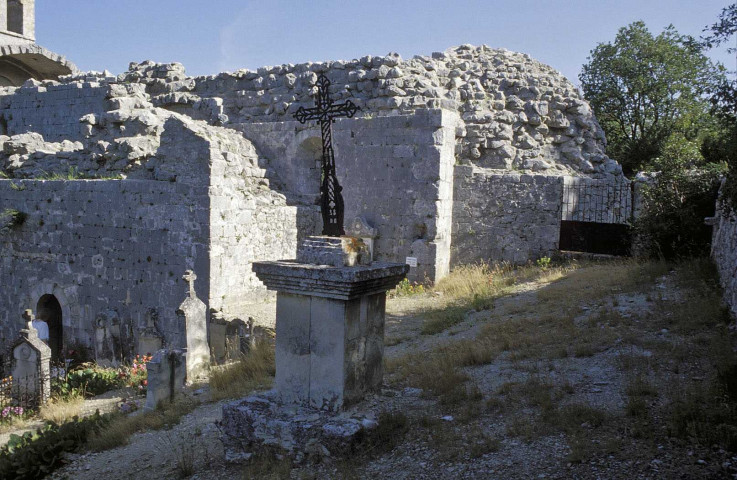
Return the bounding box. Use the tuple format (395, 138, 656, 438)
(536, 256, 552, 270)
(52, 364, 124, 399)
(635, 165, 722, 259)
(0, 412, 110, 480)
(390, 278, 426, 297)
(122, 354, 152, 394)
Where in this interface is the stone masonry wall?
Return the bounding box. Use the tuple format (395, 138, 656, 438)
(452, 168, 563, 265)
(238, 109, 459, 282)
(711, 201, 737, 320)
(0, 179, 209, 353)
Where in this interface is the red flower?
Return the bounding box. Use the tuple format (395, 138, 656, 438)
(143, 380, 147, 386)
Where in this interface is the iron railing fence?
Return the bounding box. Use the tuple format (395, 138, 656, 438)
(561, 178, 635, 225)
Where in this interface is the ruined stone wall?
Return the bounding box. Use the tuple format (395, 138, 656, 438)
(0, 79, 114, 141)
(190, 116, 320, 317)
(711, 202, 737, 320)
(452, 168, 563, 265)
(0, 97, 313, 341)
(129, 45, 622, 178)
(0, 179, 209, 355)
(238, 109, 458, 282)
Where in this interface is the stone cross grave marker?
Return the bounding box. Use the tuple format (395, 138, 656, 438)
(11, 309, 51, 406)
(176, 269, 209, 382)
(293, 74, 360, 237)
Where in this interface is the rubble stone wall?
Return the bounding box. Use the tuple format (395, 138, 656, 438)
(133, 45, 622, 178)
(452, 168, 563, 265)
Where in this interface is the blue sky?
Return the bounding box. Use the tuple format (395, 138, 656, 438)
(37, 1, 734, 86)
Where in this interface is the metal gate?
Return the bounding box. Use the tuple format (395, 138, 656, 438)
(559, 178, 635, 255)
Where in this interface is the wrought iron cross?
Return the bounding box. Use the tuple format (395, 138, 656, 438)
(293, 74, 359, 237)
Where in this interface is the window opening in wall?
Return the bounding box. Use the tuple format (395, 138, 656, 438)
(36, 294, 63, 362)
(558, 180, 635, 256)
(7, 1, 24, 35)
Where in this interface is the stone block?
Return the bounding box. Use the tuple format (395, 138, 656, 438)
(275, 293, 311, 406)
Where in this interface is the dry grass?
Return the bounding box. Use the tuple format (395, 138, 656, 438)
(242, 453, 293, 480)
(537, 259, 668, 305)
(38, 394, 84, 424)
(0, 414, 31, 434)
(415, 261, 574, 335)
(433, 261, 573, 305)
(421, 418, 499, 461)
(209, 340, 275, 401)
(420, 305, 467, 335)
(86, 397, 198, 452)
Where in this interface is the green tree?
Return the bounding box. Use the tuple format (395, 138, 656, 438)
(580, 21, 725, 174)
(702, 3, 737, 212)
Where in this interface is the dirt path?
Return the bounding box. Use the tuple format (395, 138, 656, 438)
(50, 398, 241, 480)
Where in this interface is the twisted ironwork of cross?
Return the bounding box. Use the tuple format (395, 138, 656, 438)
(293, 74, 359, 237)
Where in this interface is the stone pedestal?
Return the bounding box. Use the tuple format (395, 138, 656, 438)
(252, 237, 408, 412)
(223, 236, 407, 461)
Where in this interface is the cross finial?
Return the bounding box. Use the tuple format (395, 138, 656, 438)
(21, 309, 38, 338)
(183, 270, 197, 298)
(22, 309, 34, 329)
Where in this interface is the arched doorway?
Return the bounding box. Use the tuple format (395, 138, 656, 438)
(36, 294, 63, 362)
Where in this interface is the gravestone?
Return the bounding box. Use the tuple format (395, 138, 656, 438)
(144, 348, 186, 411)
(137, 308, 163, 356)
(209, 310, 227, 364)
(10, 309, 51, 407)
(176, 270, 209, 383)
(225, 317, 253, 360)
(94, 309, 121, 367)
(346, 216, 378, 262)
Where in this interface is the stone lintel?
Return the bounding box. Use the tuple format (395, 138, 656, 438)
(252, 261, 409, 301)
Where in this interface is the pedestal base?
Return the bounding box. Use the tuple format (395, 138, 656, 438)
(221, 391, 378, 464)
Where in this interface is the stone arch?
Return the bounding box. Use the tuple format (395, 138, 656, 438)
(24, 282, 82, 358)
(36, 294, 61, 361)
(294, 134, 323, 196)
(0, 44, 77, 87)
